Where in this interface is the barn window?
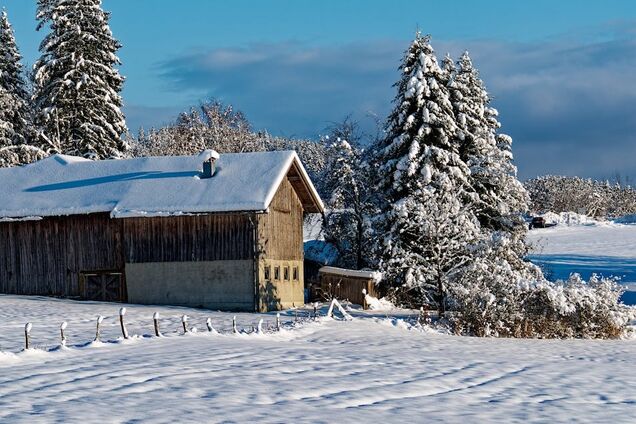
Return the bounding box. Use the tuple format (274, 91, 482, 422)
(284, 266, 290, 281)
(274, 266, 280, 280)
(293, 266, 299, 281)
(264, 265, 271, 281)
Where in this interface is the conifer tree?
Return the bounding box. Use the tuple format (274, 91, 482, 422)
(36, 0, 56, 30)
(0, 10, 30, 147)
(0, 10, 47, 167)
(33, 0, 128, 159)
(373, 34, 481, 312)
(440, 53, 455, 87)
(449, 52, 529, 258)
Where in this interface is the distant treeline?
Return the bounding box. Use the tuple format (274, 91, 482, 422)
(525, 175, 636, 218)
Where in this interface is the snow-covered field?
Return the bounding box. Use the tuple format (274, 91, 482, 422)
(0, 219, 634, 423)
(0, 295, 634, 423)
(527, 221, 636, 304)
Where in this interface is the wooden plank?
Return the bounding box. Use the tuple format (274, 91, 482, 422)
(122, 213, 254, 264)
(0, 214, 124, 298)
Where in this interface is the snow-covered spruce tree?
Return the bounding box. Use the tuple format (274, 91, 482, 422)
(451, 52, 529, 241)
(440, 53, 455, 88)
(0, 92, 47, 167)
(320, 120, 375, 270)
(0, 10, 30, 147)
(33, 0, 128, 159)
(36, 0, 56, 30)
(447, 50, 540, 298)
(445, 64, 630, 339)
(0, 10, 47, 168)
(373, 33, 481, 313)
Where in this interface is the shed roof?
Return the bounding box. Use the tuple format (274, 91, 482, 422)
(0, 150, 324, 219)
(319, 266, 383, 283)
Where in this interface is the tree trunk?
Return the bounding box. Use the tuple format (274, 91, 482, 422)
(356, 213, 364, 270)
(437, 276, 446, 317)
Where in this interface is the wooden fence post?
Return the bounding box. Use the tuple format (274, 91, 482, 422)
(232, 316, 238, 334)
(181, 315, 188, 334)
(119, 307, 129, 339)
(60, 322, 68, 346)
(206, 318, 214, 332)
(276, 313, 281, 331)
(24, 323, 32, 350)
(153, 312, 161, 337)
(94, 315, 104, 342)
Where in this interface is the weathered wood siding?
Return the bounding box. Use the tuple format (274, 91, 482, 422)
(318, 272, 379, 310)
(257, 176, 304, 261)
(122, 214, 255, 263)
(0, 213, 256, 299)
(0, 214, 124, 297)
(256, 176, 305, 311)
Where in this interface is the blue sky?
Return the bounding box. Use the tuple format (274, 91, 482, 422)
(3, 0, 636, 180)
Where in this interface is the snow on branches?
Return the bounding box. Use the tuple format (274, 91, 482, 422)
(33, 0, 128, 159)
(0, 11, 30, 149)
(373, 33, 478, 314)
(371, 33, 631, 338)
(319, 118, 376, 270)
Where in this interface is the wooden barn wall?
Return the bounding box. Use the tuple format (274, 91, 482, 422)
(257, 177, 304, 261)
(122, 214, 255, 263)
(0, 213, 256, 298)
(0, 214, 123, 297)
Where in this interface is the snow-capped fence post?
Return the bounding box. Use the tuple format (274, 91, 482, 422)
(94, 315, 104, 342)
(313, 303, 318, 320)
(276, 313, 281, 331)
(206, 318, 214, 332)
(257, 319, 263, 334)
(153, 312, 161, 337)
(181, 315, 188, 334)
(119, 307, 129, 340)
(232, 316, 238, 334)
(24, 323, 32, 350)
(60, 322, 68, 346)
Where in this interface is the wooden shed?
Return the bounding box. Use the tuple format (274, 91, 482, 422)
(0, 150, 323, 312)
(318, 266, 382, 309)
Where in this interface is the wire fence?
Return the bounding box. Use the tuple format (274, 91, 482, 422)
(2, 299, 364, 355)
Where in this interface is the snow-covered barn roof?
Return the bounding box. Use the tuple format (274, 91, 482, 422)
(0, 150, 324, 219)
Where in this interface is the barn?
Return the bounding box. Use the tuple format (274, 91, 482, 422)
(0, 150, 324, 312)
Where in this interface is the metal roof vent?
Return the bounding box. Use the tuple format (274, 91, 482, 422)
(200, 149, 220, 179)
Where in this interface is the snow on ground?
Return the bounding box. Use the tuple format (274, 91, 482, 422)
(0, 295, 634, 423)
(527, 222, 636, 304)
(539, 211, 600, 227)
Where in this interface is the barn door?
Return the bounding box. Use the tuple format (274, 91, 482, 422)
(80, 271, 124, 302)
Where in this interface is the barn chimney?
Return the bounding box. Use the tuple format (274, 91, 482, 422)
(200, 149, 220, 179)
